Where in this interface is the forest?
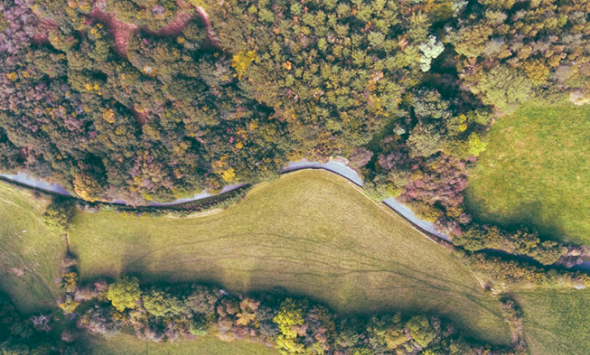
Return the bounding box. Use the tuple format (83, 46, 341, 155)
(1, 0, 590, 273)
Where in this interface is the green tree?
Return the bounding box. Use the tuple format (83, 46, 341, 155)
(107, 276, 142, 312)
(467, 132, 487, 157)
(452, 24, 493, 58)
(42, 201, 76, 236)
(73, 173, 104, 202)
(405, 315, 437, 348)
(143, 289, 184, 317)
(418, 36, 444, 72)
(472, 66, 534, 113)
(407, 124, 444, 157)
(523, 59, 550, 86)
(273, 298, 306, 354)
(231, 51, 256, 79)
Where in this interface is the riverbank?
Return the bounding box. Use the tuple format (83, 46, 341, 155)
(4, 159, 590, 270)
(0, 158, 450, 241)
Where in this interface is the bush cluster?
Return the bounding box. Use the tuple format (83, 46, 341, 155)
(453, 225, 569, 265)
(41, 199, 76, 235)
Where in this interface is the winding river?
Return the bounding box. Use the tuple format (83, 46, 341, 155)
(3, 160, 590, 270)
(0, 158, 449, 241)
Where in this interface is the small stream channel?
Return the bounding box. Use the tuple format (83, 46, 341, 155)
(0, 159, 449, 240)
(2, 159, 589, 270)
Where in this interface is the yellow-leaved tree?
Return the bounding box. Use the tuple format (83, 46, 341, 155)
(273, 298, 306, 354)
(107, 276, 142, 312)
(231, 50, 256, 79)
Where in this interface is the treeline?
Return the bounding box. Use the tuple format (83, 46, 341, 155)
(456, 250, 590, 291)
(72, 276, 518, 355)
(452, 225, 571, 266)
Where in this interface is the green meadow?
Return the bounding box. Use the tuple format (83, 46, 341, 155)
(67, 170, 511, 345)
(467, 103, 590, 245)
(0, 183, 63, 312)
(514, 289, 590, 355)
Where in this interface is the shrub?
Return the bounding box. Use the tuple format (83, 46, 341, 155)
(78, 305, 123, 338)
(61, 272, 78, 293)
(59, 296, 80, 314)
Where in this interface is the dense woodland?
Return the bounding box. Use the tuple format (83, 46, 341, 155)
(1, 2, 590, 258)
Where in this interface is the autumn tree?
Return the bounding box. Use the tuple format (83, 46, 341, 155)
(107, 276, 142, 312)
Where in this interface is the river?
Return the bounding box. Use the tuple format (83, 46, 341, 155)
(4, 160, 590, 270)
(0, 158, 449, 240)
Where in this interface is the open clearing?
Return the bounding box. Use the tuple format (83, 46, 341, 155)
(466, 103, 590, 245)
(0, 183, 63, 312)
(68, 169, 511, 345)
(514, 289, 590, 355)
(88, 333, 279, 355)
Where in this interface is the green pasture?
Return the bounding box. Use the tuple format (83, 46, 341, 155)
(467, 103, 590, 245)
(3, 169, 590, 353)
(0, 183, 63, 312)
(88, 333, 279, 355)
(514, 289, 590, 355)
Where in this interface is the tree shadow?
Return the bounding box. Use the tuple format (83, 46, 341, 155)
(466, 197, 567, 243)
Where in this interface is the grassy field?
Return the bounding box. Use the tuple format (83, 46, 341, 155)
(0, 182, 64, 312)
(466, 103, 590, 245)
(68, 169, 511, 346)
(3, 169, 590, 353)
(514, 289, 590, 355)
(88, 333, 279, 355)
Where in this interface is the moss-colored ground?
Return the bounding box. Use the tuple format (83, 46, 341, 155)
(0, 183, 63, 312)
(514, 289, 590, 355)
(466, 103, 590, 245)
(68, 170, 511, 346)
(88, 333, 279, 355)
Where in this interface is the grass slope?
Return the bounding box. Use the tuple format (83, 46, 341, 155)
(0, 183, 63, 312)
(514, 289, 590, 355)
(69, 170, 511, 345)
(88, 334, 279, 355)
(466, 103, 590, 245)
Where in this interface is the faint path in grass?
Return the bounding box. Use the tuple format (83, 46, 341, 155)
(68, 170, 512, 344)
